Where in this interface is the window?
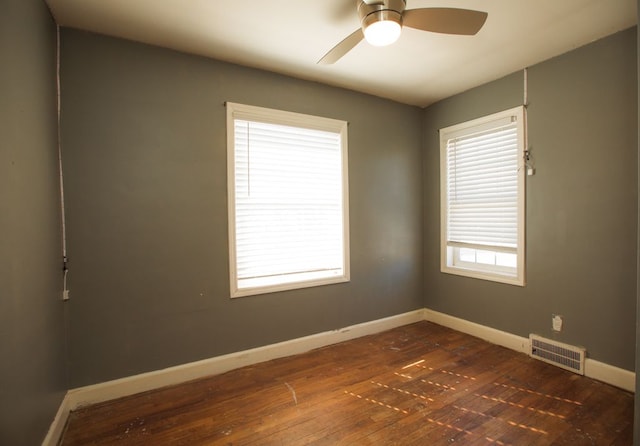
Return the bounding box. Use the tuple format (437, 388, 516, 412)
(226, 103, 350, 297)
(440, 106, 525, 286)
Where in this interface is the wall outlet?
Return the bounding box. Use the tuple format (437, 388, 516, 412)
(552, 314, 563, 332)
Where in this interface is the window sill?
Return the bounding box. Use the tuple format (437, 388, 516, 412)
(441, 265, 524, 287)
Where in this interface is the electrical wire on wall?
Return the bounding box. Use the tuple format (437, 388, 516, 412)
(523, 67, 535, 176)
(56, 25, 70, 301)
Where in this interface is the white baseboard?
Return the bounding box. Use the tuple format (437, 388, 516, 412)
(42, 395, 71, 446)
(424, 308, 635, 393)
(44, 309, 424, 445)
(44, 307, 635, 445)
(424, 309, 530, 354)
(584, 358, 636, 393)
(65, 309, 425, 411)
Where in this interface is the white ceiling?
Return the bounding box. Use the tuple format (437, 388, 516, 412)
(45, 0, 637, 107)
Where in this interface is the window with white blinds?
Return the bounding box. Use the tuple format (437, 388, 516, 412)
(440, 106, 525, 286)
(226, 103, 349, 297)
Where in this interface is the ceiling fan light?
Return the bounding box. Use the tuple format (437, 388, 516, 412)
(364, 19, 402, 46)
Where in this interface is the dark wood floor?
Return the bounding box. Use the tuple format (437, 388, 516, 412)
(60, 322, 634, 445)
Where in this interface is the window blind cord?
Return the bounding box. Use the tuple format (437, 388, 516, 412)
(56, 25, 70, 301)
(523, 67, 535, 175)
(246, 121, 251, 197)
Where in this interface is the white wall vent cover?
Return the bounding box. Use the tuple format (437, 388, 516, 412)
(529, 334, 585, 375)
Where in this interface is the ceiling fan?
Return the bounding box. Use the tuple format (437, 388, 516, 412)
(318, 0, 488, 64)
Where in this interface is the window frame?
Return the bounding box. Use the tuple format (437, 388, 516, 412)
(226, 102, 350, 298)
(439, 106, 526, 286)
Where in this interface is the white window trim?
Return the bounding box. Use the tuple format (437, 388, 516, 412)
(440, 106, 526, 286)
(226, 102, 350, 298)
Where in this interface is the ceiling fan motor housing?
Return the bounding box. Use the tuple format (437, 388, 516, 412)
(358, 0, 406, 31)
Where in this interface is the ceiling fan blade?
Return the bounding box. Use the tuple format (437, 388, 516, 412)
(317, 28, 364, 65)
(403, 8, 488, 35)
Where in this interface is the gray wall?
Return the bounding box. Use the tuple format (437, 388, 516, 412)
(635, 1, 639, 442)
(0, 0, 67, 445)
(60, 29, 424, 387)
(423, 28, 638, 371)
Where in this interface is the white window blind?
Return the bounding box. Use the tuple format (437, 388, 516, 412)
(440, 106, 525, 286)
(227, 103, 349, 297)
(446, 121, 518, 252)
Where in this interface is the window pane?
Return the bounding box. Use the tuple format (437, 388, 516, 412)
(476, 250, 496, 265)
(496, 252, 517, 268)
(459, 248, 476, 263)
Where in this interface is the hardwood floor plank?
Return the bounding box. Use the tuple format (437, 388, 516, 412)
(60, 322, 633, 445)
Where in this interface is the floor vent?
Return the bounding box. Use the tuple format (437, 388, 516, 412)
(529, 334, 585, 375)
